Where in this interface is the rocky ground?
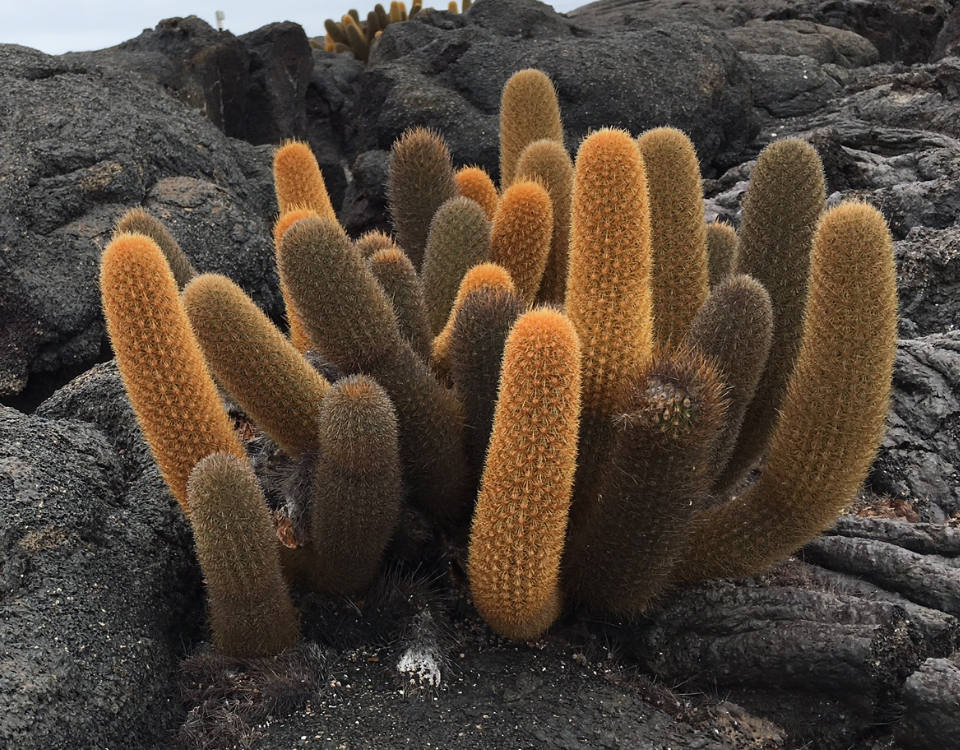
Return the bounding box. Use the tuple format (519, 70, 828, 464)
(2, 0, 960, 747)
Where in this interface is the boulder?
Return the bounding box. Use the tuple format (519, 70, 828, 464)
(724, 19, 879, 67)
(350, 0, 757, 178)
(0, 44, 278, 408)
(570, 0, 951, 63)
(305, 50, 367, 212)
(811, 125, 960, 241)
(0, 377, 200, 747)
(65, 17, 315, 149)
(705, 57, 960, 243)
(894, 657, 960, 749)
(743, 53, 842, 119)
(872, 333, 960, 514)
(933, 2, 960, 60)
(237, 22, 314, 145)
(340, 149, 392, 237)
(66, 17, 349, 212)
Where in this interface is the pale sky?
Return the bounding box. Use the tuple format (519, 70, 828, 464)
(2, 0, 583, 55)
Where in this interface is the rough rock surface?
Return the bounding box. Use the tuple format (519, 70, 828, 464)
(0, 372, 200, 748)
(896, 226, 960, 337)
(305, 50, 366, 212)
(570, 0, 952, 63)
(873, 333, 960, 513)
(724, 19, 880, 66)
(204, 613, 784, 750)
(894, 656, 960, 749)
(353, 1, 756, 175)
(334, 0, 757, 229)
(64, 17, 315, 149)
(0, 44, 278, 409)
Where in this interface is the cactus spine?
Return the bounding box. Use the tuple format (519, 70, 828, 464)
(455, 165, 500, 221)
(388, 127, 458, 269)
(564, 347, 726, 615)
(430, 262, 516, 377)
(273, 207, 320, 354)
(367, 246, 433, 359)
(706, 220, 738, 288)
(565, 129, 653, 505)
(273, 141, 336, 219)
(355, 229, 397, 259)
(515, 139, 574, 304)
(686, 274, 773, 484)
(309, 375, 403, 593)
(278, 216, 471, 522)
(114, 208, 196, 289)
(449, 284, 525, 488)
(718, 139, 826, 491)
(421, 196, 491, 335)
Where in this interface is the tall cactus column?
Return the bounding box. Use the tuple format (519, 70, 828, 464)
(469, 309, 581, 640)
(564, 129, 654, 517)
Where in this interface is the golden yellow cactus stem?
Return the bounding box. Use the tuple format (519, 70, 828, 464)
(99, 234, 245, 511)
(565, 129, 653, 501)
(182, 273, 331, 458)
(273, 141, 336, 219)
(676, 202, 898, 582)
(430, 262, 516, 378)
(468, 308, 581, 640)
(637, 127, 709, 345)
(489, 180, 553, 304)
(455, 166, 500, 221)
(515, 139, 574, 305)
(499, 69, 564, 190)
(274, 207, 320, 353)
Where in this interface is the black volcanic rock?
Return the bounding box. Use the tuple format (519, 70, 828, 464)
(0, 380, 201, 748)
(570, 0, 951, 63)
(65, 17, 315, 149)
(351, 0, 757, 178)
(895, 656, 960, 749)
(724, 19, 879, 67)
(238, 22, 315, 145)
(896, 226, 960, 338)
(873, 333, 960, 514)
(743, 53, 843, 119)
(0, 44, 278, 408)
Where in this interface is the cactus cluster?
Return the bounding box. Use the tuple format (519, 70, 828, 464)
(322, 0, 471, 61)
(100, 66, 897, 657)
